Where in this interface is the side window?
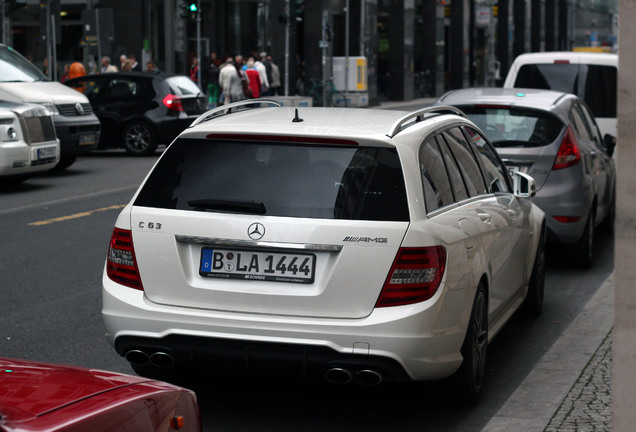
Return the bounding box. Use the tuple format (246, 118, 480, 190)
(435, 135, 468, 201)
(419, 136, 454, 212)
(442, 128, 488, 197)
(107, 79, 136, 98)
(577, 103, 603, 145)
(570, 103, 593, 141)
(464, 127, 511, 194)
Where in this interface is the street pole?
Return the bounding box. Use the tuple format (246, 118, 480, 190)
(196, 0, 202, 91)
(284, 0, 290, 96)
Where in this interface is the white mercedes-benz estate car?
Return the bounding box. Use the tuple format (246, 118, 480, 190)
(0, 102, 59, 183)
(102, 100, 545, 403)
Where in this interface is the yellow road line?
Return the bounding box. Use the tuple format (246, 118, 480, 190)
(29, 205, 126, 226)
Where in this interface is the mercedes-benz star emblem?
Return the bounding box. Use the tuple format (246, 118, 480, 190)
(75, 102, 84, 115)
(247, 222, 265, 240)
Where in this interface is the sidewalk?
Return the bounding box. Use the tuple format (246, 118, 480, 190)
(482, 274, 614, 432)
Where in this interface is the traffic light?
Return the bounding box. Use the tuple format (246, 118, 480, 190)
(293, 0, 305, 22)
(179, 1, 198, 19)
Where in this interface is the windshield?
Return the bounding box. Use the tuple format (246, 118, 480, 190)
(135, 138, 409, 221)
(461, 106, 564, 148)
(0, 46, 49, 83)
(514, 63, 617, 118)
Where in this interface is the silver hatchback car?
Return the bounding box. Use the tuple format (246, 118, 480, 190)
(436, 88, 616, 267)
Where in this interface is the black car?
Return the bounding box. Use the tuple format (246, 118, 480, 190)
(64, 72, 208, 155)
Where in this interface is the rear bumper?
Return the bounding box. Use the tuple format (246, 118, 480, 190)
(102, 275, 475, 383)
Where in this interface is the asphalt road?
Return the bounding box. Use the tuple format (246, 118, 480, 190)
(0, 150, 614, 432)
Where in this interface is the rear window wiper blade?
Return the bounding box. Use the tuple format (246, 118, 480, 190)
(187, 199, 266, 215)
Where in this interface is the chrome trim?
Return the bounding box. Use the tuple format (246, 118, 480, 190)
(175, 235, 343, 252)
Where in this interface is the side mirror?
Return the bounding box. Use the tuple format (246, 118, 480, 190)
(513, 171, 536, 198)
(603, 134, 616, 157)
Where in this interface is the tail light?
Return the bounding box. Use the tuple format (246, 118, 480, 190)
(553, 127, 581, 170)
(106, 227, 143, 290)
(376, 246, 446, 307)
(163, 94, 184, 112)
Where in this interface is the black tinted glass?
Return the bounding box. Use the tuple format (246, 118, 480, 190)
(461, 106, 564, 148)
(419, 137, 454, 212)
(135, 139, 409, 221)
(514, 63, 616, 118)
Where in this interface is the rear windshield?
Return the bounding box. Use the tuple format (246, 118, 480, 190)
(135, 138, 409, 221)
(166, 76, 201, 95)
(513, 63, 617, 118)
(461, 107, 564, 148)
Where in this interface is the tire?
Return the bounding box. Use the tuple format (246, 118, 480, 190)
(572, 210, 594, 269)
(122, 121, 158, 156)
(450, 283, 488, 405)
(522, 226, 546, 317)
(50, 153, 77, 171)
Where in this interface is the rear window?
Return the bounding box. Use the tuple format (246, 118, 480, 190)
(166, 76, 201, 95)
(461, 106, 564, 148)
(134, 138, 409, 221)
(513, 63, 617, 118)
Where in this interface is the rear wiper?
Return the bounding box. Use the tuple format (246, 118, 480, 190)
(187, 199, 266, 215)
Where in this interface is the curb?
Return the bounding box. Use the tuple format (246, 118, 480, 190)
(482, 273, 614, 431)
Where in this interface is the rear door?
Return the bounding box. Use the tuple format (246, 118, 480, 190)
(130, 137, 410, 319)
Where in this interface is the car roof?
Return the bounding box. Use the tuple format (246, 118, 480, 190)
(510, 51, 618, 67)
(437, 87, 576, 111)
(184, 105, 464, 142)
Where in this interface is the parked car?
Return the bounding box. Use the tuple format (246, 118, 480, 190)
(436, 87, 616, 267)
(64, 72, 208, 155)
(503, 51, 618, 138)
(0, 44, 100, 170)
(0, 357, 201, 431)
(102, 100, 545, 403)
(0, 102, 59, 183)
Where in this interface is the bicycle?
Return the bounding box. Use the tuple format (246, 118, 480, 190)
(309, 77, 348, 107)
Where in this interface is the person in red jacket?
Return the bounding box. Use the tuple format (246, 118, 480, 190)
(244, 58, 261, 98)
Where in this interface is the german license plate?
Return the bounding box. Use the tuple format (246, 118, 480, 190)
(200, 248, 316, 284)
(37, 146, 57, 159)
(79, 134, 96, 146)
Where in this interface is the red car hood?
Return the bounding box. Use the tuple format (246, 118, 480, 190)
(0, 357, 148, 421)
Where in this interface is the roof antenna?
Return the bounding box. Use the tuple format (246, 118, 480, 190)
(292, 108, 304, 123)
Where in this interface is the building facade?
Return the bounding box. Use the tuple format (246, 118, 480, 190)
(0, 0, 618, 105)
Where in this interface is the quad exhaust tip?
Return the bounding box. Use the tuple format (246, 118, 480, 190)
(325, 367, 383, 386)
(125, 350, 175, 368)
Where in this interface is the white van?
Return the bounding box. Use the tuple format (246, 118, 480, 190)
(503, 51, 617, 138)
(0, 44, 100, 169)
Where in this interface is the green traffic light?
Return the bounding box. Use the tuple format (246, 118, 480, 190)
(189, 3, 197, 12)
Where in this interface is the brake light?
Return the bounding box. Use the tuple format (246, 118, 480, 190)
(106, 227, 143, 290)
(376, 246, 446, 307)
(205, 133, 358, 145)
(553, 216, 581, 223)
(163, 94, 184, 112)
(553, 127, 581, 170)
(554, 60, 570, 64)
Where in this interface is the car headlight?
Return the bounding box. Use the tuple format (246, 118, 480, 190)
(39, 102, 59, 116)
(7, 126, 18, 140)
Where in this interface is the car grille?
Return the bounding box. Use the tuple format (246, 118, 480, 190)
(21, 116, 57, 144)
(57, 103, 93, 116)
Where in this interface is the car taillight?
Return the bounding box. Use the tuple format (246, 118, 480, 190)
(553, 127, 581, 170)
(163, 94, 184, 112)
(376, 246, 446, 307)
(553, 216, 581, 223)
(106, 227, 143, 290)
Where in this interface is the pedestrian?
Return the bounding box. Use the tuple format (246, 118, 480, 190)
(119, 54, 128, 70)
(260, 52, 274, 96)
(121, 59, 133, 72)
(253, 53, 269, 95)
(244, 58, 262, 98)
(60, 63, 70, 82)
(267, 55, 281, 96)
(189, 57, 199, 83)
(68, 61, 86, 80)
(205, 52, 220, 106)
(101, 56, 119, 73)
(218, 56, 245, 104)
(145, 60, 161, 74)
(128, 54, 142, 72)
